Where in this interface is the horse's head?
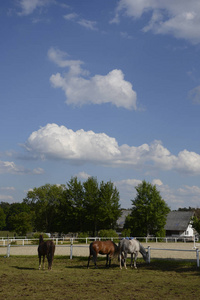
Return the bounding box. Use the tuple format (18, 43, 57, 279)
(39, 235, 43, 244)
(145, 251, 149, 263)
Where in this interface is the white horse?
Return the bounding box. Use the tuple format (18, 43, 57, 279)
(119, 238, 149, 269)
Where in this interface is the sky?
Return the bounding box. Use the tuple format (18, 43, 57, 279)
(1, 0, 200, 210)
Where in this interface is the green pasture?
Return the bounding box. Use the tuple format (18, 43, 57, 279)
(0, 256, 199, 300)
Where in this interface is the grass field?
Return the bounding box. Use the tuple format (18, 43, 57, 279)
(0, 255, 199, 299)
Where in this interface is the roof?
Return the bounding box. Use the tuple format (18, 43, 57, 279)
(117, 209, 131, 228)
(164, 211, 194, 231)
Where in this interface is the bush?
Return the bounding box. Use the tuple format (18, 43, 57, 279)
(121, 228, 131, 238)
(77, 232, 89, 243)
(98, 229, 119, 243)
(31, 232, 50, 244)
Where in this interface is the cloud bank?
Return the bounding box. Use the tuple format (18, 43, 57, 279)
(114, 0, 200, 44)
(48, 47, 137, 110)
(24, 123, 200, 175)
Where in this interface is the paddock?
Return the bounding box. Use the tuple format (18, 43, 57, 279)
(1, 242, 199, 265)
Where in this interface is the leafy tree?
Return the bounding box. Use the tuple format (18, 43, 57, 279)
(6, 202, 32, 232)
(65, 177, 85, 232)
(0, 207, 6, 230)
(98, 181, 121, 229)
(83, 177, 100, 235)
(23, 184, 66, 233)
(192, 216, 200, 235)
(9, 212, 33, 236)
(124, 180, 170, 237)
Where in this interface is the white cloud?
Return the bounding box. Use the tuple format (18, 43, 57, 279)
(0, 160, 44, 175)
(23, 123, 200, 175)
(0, 187, 15, 191)
(0, 195, 14, 201)
(63, 13, 78, 21)
(114, 0, 200, 44)
(189, 86, 200, 104)
(77, 19, 97, 30)
(75, 171, 91, 180)
(49, 47, 137, 110)
(17, 0, 52, 16)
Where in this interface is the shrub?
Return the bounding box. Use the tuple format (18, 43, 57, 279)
(98, 229, 119, 243)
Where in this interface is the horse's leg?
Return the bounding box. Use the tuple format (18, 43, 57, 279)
(93, 253, 98, 268)
(38, 254, 41, 270)
(130, 253, 133, 268)
(42, 255, 45, 270)
(134, 252, 138, 269)
(87, 255, 91, 269)
(108, 254, 111, 268)
(122, 252, 127, 269)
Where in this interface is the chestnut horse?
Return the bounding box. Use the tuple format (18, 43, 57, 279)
(87, 240, 119, 269)
(38, 235, 55, 270)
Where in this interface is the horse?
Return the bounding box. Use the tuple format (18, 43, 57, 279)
(87, 240, 119, 269)
(119, 238, 149, 269)
(38, 235, 55, 270)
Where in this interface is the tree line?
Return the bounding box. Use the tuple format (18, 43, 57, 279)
(0, 177, 121, 236)
(1, 178, 199, 237)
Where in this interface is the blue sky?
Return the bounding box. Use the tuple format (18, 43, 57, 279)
(1, 0, 200, 210)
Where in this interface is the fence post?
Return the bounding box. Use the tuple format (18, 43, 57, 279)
(148, 246, 151, 264)
(7, 244, 10, 258)
(70, 242, 73, 259)
(196, 249, 199, 267)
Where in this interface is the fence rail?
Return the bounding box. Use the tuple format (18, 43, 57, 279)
(1, 241, 200, 268)
(0, 235, 198, 246)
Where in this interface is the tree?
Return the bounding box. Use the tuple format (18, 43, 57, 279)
(9, 212, 33, 236)
(24, 184, 66, 233)
(98, 181, 121, 230)
(65, 177, 85, 232)
(0, 207, 6, 230)
(124, 180, 170, 237)
(83, 177, 100, 235)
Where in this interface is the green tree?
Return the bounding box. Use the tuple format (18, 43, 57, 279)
(98, 181, 121, 230)
(0, 207, 6, 230)
(65, 177, 85, 232)
(83, 177, 100, 235)
(192, 216, 200, 235)
(124, 180, 170, 237)
(9, 211, 33, 236)
(24, 184, 66, 233)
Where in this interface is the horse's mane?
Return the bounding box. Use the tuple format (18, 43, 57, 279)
(139, 242, 148, 259)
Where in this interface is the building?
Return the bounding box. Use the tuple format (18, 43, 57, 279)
(164, 211, 195, 238)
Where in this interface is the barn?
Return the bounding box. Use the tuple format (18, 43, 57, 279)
(164, 211, 195, 238)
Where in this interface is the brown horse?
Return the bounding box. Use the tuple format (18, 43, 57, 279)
(38, 235, 55, 270)
(87, 240, 119, 269)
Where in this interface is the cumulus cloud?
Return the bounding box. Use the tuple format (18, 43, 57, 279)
(114, 0, 200, 44)
(48, 47, 137, 110)
(0, 160, 44, 175)
(23, 123, 200, 175)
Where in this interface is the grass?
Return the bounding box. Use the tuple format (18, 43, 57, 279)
(0, 255, 199, 299)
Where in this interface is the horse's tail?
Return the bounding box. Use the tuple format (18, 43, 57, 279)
(47, 241, 55, 268)
(89, 242, 96, 257)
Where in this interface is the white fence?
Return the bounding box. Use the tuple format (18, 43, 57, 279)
(1, 237, 200, 267)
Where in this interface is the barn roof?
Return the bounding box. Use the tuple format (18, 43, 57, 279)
(117, 209, 131, 228)
(164, 211, 194, 231)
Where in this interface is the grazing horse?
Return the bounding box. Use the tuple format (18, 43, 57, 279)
(38, 235, 55, 270)
(119, 238, 148, 269)
(87, 240, 119, 269)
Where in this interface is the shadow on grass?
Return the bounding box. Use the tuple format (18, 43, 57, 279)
(11, 266, 37, 270)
